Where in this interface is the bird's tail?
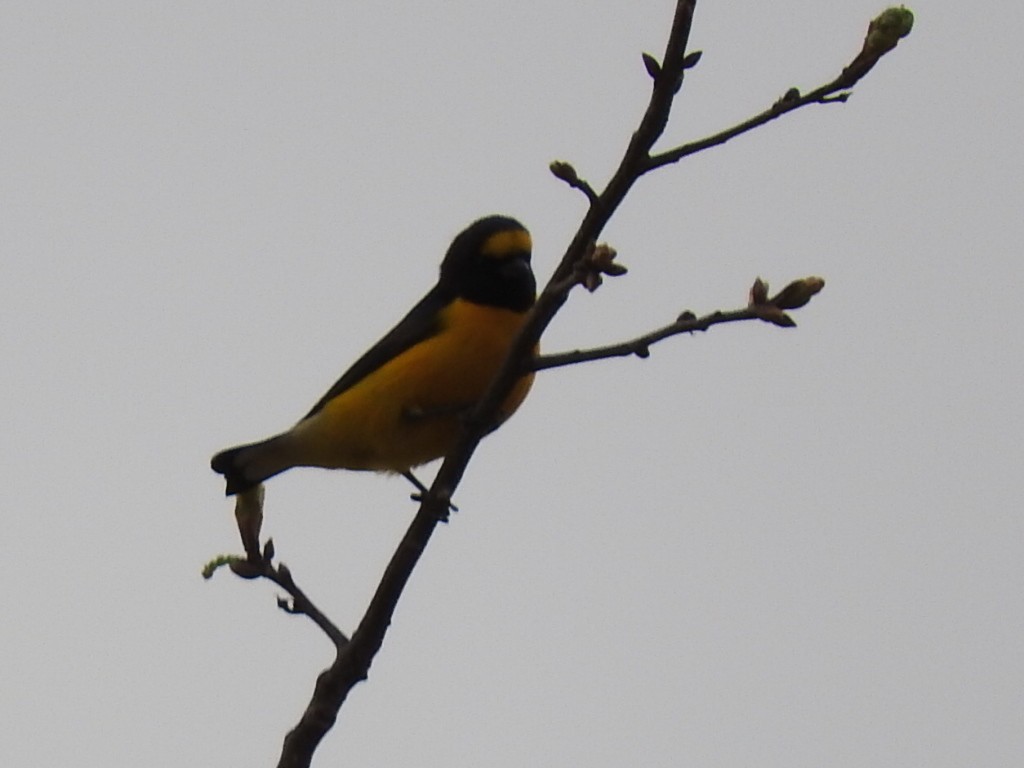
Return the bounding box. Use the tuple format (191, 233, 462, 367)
(211, 434, 293, 496)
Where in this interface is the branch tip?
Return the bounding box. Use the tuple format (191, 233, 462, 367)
(549, 160, 579, 184)
(201, 553, 240, 580)
(770, 276, 825, 309)
(865, 6, 915, 56)
(840, 6, 915, 84)
(747, 275, 824, 327)
(549, 160, 599, 204)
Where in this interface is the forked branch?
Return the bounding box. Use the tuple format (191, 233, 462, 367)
(202, 4, 913, 767)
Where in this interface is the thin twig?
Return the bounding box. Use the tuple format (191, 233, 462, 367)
(225, 552, 351, 649)
(549, 161, 599, 205)
(275, 501, 442, 768)
(530, 271, 826, 372)
(531, 307, 756, 372)
(647, 6, 915, 171)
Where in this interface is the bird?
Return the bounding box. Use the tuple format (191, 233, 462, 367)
(211, 215, 537, 497)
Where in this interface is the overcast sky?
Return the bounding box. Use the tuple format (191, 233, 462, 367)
(3, 1, 1022, 766)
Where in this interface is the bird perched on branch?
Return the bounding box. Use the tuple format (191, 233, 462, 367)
(211, 215, 536, 496)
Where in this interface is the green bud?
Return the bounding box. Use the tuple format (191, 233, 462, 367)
(866, 6, 915, 54)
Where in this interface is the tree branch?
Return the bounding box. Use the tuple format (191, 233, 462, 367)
(532, 308, 754, 371)
(646, 6, 915, 172)
(204, 484, 452, 768)
(260, 8, 702, 766)
(205, 4, 913, 767)
(531, 275, 826, 372)
(203, 490, 351, 649)
(275, 502, 443, 768)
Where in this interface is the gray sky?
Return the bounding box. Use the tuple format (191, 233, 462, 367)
(3, 1, 1022, 766)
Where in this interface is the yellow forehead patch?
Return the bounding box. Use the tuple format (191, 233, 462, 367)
(480, 228, 532, 258)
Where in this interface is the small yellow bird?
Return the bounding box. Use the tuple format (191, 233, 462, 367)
(211, 215, 536, 496)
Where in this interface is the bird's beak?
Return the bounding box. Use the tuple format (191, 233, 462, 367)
(500, 252, 533, 281)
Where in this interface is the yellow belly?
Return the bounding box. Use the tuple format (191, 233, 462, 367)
(289, 299, 534, 472)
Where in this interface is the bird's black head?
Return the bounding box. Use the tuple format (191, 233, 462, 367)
(439, 215, 536, 312)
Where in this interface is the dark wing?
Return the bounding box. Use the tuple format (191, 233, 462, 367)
(300, 284, 450, 421)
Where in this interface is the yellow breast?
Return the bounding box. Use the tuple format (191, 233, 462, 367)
(291, 299, 534, 472)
